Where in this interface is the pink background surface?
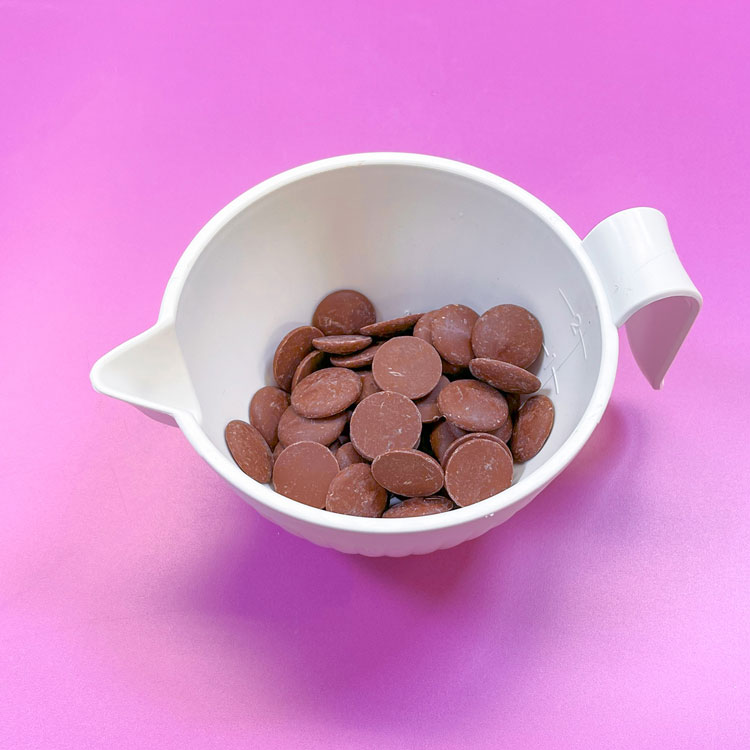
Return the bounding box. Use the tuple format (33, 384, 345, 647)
(2, 2, 749, 747)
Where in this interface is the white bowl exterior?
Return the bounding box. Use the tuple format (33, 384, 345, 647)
(237, 480, 551, 556)
(158, 154, 618, 556)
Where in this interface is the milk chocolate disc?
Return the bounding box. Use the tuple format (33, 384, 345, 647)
(273, 325, 323, 392)
(444, 439, 513, 507)
(441, 432, 512, 467)
(442, 360, 466, 376)
(273, 441, 339, 508)
(359, 313, 423, 337)
(371, 449, 444, 497)
(277, 405, 348, 446)
(430, 304, 478, 366)
(469, 358, 541, 394)
(357, 370, 380, 403)
(312, 335, 372, 354)
(312, 290, 376, 335)
(413, 310, 438, 343)
(225, 420, 273, 483)
(414, 376, 449, 423)
(249, 386, 289, 448)
(471, 304, 543, 369)
(349, 391, 422, 460)
(429, 420, 467, 463)
(437, 379, 509, 431)
(326, 463, 388, 517)
(291, 349, 326, 390)
(372, 336, 442, 399)
(382, 496, 453, 518)
(413, 312, 464, 376)
(335, 441, 365, 470)
(510, 395, 555, 463)
(492, 415, 513, 443)
(505, 392, 521, 415)
(329, 343, 383, 369)
(291, 367, 362, 418)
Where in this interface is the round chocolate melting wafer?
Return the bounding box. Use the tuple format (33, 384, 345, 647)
(349, 391, 422, 460)
(273, 325, 322, 392)
(357, 370, 380, 403)
(225, 420, 273, 483)
(372, 336, 442, 399)
(335, 441, 365, 470)
(326, 463, 388, 517)
(430, 304, 478, 366)
(442, 360, 466, 376)
(330, 343, 383, 369)
(444, 439, 513, 507)
(471, 304, 543, 369)
(505, 392, 521, 415)
(429, 420, 468, 463)
(359, 313, 423, 337)
(414, 375, 449, 423)
(339, 409, 353, 438)
(249, 386, 290, 448)
(313, 289, 376, 335)
(291, 349, 326, 390)
(277, 405, 348, 446)
(413, 310, 438, 343)
(312, 335, 372, 354)
(413, 311, 466, 376)
(437, 379, 508, 432)
(469, 358, 541, 394)
(493, 415, 513, 443)
(382, 496, 454, 518)
(441, 432, 512, 467)
(371, 449, 444, 497)
(291, 367, 362, 418)
(510, 394, 555, 463)
(273, 441, 339, 508)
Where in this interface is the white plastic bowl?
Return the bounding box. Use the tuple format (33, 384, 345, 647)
(90, 153, 701, 556)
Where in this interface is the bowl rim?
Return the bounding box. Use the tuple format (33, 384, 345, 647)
(166, 152, 619, 535)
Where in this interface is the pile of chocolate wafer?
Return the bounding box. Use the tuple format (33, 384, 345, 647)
(225, 290, 554, 518)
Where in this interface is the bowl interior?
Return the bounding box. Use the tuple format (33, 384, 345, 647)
(174, 163, 604, 487)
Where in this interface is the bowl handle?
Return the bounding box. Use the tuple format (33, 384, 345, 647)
(89, 322, 200, 426)
(582, 207, 702, 389)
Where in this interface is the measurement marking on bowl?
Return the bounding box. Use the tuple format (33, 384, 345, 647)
(559, 288, 588, 360)
(539, 337, 588, 394)
(550, 367, 559, 394)
(541, 343, 560, 395)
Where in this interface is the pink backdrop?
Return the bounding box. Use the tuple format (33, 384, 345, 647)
(2, 2, 748, 747)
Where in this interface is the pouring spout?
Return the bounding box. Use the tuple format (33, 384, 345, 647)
(90, 322, 200, 426)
